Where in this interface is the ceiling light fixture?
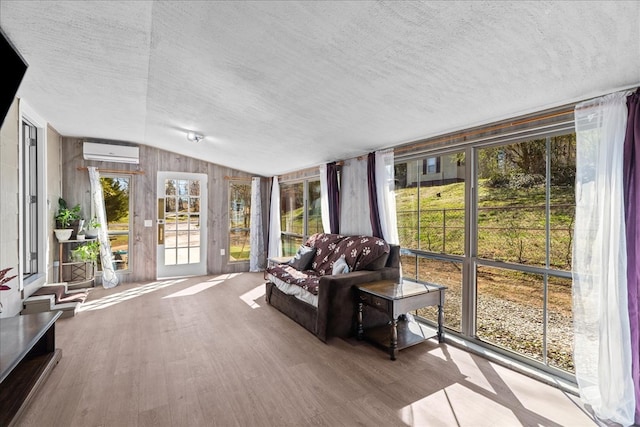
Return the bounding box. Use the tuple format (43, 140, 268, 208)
(187, 131, 204, 142)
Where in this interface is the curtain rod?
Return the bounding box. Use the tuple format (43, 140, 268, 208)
(224, 176, 252, 181)
(76, 167, 145, 175)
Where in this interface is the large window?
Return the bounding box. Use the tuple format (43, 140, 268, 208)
(395, 119, 577, 378)
(229, 180, 251, 261)
(280, 179, 321, 256)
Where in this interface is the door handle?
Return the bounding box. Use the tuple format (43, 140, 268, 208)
(158, 223, 164, 245)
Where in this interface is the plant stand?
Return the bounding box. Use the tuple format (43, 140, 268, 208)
(58, 238, 96, 289)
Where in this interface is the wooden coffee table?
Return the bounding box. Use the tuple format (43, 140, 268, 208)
(356, 279, 446, 360)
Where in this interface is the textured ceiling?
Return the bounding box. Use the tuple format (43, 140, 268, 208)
(1, 1, 639, 176)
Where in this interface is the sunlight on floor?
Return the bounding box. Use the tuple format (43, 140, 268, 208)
(163, 273, 243, 298)
(78, 278, 187, 312)
(399, 383, 520, 426)
(399, 388, 459, 426)
(239, 283, 266, 308)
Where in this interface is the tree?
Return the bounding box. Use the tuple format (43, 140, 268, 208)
(101, 177, 129, 222)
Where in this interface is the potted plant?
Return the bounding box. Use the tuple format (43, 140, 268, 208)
(0, 267, 17, 313)
(70, 240, 100, 279)
(85, 216, 101, 239)
(54, 198, 81, 241)
(71, 240, 100, 263)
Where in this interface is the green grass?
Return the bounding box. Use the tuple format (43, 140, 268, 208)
(396, 179, 575, 269)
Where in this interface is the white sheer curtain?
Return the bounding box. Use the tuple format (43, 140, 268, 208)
(573, 91, 634, 425)
(88, 167, 119, 289)
(268, 176, 282, 258)
(319, 164, 331, 233)
(375, 149, 399, 244)
(249, 177, 264, 272)
(340, 157, 372, 236)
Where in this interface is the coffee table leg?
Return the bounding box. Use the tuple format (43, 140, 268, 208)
(390, 318, 398, 360)
(357, 302, 364, 340)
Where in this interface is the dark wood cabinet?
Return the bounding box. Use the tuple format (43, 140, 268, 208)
(0, 311, 62, 426)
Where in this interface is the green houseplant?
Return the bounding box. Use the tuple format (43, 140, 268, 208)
(70, 240, 100, 263)
(84, 216, 101, 239)
(54, 198, 81, 241)
(70, 240, 100, 281)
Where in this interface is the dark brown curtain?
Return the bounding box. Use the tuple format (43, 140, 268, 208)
(326, 162, 340, 234)
(623, 89, 640, 425)
(367, 152, 382, 238)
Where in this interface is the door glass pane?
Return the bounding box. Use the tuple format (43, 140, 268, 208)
(165, 248, 176, 265)
(177, 179, 188, 196)
(189, 198, 200, 214)
(176, 248, 189, 265)
(165, 179, 177, 195)
(190, 180, 200, 196)
(189, 248, 200, 264)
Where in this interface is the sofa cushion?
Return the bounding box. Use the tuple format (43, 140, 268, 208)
(308, 233, 390, 275)
(332, 255, 350, 275)
(341, 235, 390, 271)
(309, 233, 346, 275)
(288, 245, 316, 271)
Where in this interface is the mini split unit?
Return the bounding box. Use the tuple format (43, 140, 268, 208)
(82, 142, 139, 164)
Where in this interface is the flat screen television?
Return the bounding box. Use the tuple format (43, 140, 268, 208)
(0, 27, 28, 128)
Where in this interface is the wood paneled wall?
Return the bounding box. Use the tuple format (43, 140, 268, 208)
(61, 138, 269, 283)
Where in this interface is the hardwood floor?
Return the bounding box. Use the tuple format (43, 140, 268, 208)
(18, 272, 595, 426)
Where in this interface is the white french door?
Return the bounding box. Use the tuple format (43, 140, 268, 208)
(157, 172, 207, 278)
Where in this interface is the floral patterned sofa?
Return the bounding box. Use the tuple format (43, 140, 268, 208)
(265, 233, 400, 342)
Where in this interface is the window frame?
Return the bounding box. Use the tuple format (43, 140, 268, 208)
(18, 102, 47, 290)
(394, 106, 577, 381)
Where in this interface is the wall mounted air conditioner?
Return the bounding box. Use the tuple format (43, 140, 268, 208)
(83, 142, 139, 164)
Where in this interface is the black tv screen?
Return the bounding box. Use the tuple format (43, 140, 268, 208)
(0, 27, 28, 128)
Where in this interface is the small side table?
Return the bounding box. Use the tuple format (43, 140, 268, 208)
(356, 279, 446, 360)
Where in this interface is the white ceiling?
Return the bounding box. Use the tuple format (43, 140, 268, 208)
(1, 1, 639, 176)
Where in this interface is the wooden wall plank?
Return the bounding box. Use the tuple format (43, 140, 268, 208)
(61, 138, 267, 282)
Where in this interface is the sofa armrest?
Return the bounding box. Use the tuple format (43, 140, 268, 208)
(377, 266, 401, 281)
(315, 270, 383, 342)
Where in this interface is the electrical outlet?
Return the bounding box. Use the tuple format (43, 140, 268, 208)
(220, 248, 225, 256)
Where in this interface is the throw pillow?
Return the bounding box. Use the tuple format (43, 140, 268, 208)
(332, 255, 350, 275)
(288, 245, 316, 271)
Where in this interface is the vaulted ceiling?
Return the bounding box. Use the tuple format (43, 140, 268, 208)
(1, 1, 638, 176)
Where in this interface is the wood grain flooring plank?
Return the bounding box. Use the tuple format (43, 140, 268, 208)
(15, 272, 595, 426)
